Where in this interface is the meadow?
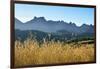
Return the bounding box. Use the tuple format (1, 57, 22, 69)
(15, 37, 95, 67)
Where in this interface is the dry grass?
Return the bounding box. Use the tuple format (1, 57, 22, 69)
(15, 38, 95, 67)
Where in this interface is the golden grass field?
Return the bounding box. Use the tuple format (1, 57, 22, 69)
(15, 38, 95, 67)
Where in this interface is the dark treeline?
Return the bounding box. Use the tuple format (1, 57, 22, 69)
(15, 29, 94, 44)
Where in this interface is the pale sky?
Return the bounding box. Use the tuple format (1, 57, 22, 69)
(15, 3, 94, 26)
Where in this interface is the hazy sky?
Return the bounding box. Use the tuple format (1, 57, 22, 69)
(15, 4, 94, 26)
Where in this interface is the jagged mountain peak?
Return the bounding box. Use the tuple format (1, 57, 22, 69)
(69, 22, 76, 26)
(34, 16, 45, 19)
(80, 24, 89, 27)
(33, 16, 46, 22)
(15, 17, 94, 34)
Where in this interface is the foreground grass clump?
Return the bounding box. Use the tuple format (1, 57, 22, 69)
(15, 38, 95, 67)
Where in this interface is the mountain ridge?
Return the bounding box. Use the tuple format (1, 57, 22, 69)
(15, 17, 94, 34)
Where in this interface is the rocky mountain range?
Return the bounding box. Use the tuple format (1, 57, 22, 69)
(15, 16, 94, 34)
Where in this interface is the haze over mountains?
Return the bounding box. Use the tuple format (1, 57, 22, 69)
(15, 16, 94, 34)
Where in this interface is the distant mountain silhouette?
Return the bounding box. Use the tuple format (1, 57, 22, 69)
(15, 18, 25, 29)
(15, 17, 94, 34)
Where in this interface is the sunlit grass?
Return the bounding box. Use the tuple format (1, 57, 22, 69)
(15, 37, 95, 67)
